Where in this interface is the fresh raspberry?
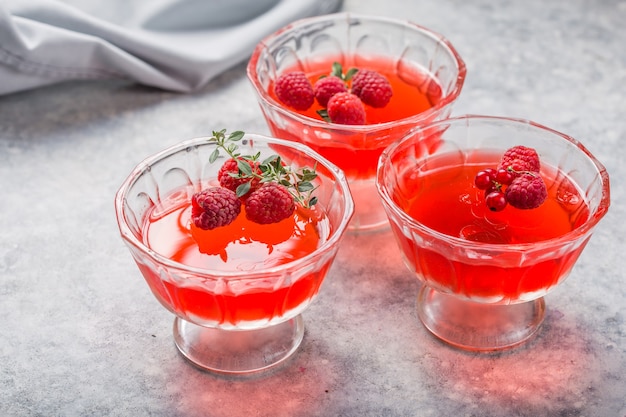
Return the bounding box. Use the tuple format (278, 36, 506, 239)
(191, 187, 241, 230)
(498, 145, 540, 173)
(504, 173, 547, 209)
(274, 71, 315, 111)
(351, 69, 393, 108)
(218, 158, 261, 197)
(244, 183, 295, 224)
(326, 92, 366, 125)
(313, 76, 348, 107)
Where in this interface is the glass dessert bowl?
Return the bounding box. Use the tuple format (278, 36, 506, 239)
(247, 12, 466, 232)
(376, 115, 610, 351)
(115, 132, 354, 375)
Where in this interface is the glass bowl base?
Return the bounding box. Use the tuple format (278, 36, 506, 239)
(173, 315, 305, 375)
(417, 285, 545, 351)
(348, 178, 389, 233)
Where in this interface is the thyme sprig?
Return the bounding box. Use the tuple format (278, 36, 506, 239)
(207, 129, 318, 208)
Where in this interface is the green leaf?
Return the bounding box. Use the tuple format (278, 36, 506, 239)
(308, 196, 318, 206)
(317, 109, 330, 122)
(209, 148, 220, 163)
(345, 67, 358, 81)
(212, 129, 225, 139)
(331, 62, 343, 78)
(228, 131, 245, 141)
(302, 168, 316, 178)
(236, 182, 251, 197)
(299, 169, 317, 182)
(262, 154, 278, 165)
(298, 182, 315, 192)
(237, 160, 253, 176)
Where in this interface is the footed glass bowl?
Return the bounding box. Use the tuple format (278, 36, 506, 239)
(377, 115, 610, 351)
(247, 12, 466, 232)
(115, 134, 354, 375)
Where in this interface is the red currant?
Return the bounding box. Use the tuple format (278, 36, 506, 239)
(495, 168, 514, 185)
(474, 169, 494, 190)
(485, 191, 507, 212)
(485, 182, 501, 195)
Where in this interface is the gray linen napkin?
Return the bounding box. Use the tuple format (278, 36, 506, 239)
(0, 0, 343, 95)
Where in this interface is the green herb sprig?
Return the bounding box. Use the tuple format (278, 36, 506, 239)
(207, 129, 318, 208)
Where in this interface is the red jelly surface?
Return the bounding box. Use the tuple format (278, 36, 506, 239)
(139, 191, 330, 326)
(391, 151, 591, 301)
(266, 57, 443, 179)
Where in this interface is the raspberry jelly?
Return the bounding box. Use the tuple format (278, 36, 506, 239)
(392, 150, 591, 302)
(267, 57, 444, 180)
(139, 187, 331, 328)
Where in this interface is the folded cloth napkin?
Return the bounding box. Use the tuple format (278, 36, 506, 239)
(0, 0, 343, 95)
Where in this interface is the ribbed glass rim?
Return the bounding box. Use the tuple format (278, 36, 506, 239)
(247, 12, 467, 133)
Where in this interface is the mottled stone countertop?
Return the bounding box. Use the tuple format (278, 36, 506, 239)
(1, 1, 624, 416)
